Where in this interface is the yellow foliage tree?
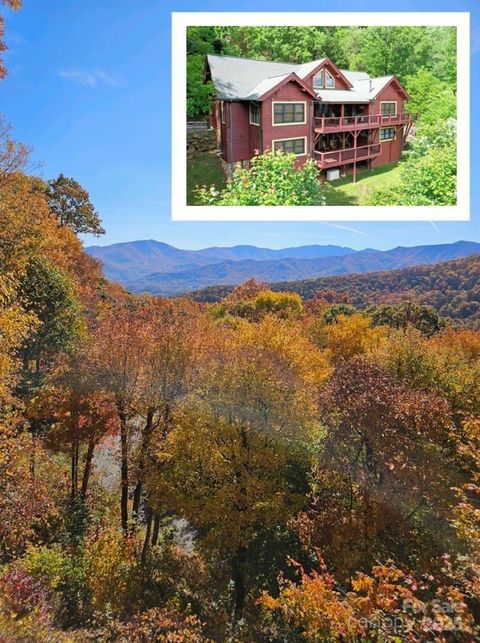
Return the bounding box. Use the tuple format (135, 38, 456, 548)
(326, 313, 387, 363)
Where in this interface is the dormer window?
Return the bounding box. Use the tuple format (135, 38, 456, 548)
(313, 70, 324, 89)
(325, 70, 335, 88)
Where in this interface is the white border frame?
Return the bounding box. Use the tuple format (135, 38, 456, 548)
(172, 12, 470, 221)
(272, 135, 308, 157)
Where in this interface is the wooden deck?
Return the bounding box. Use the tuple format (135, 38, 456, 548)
(313, 112, 416, 133)
(314, 143, 381, 169)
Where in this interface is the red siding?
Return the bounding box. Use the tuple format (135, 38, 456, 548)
(371, 80, 405, 115)
(248, 104, 262, 158)
(261, 81, 313, 168)
(220, 101, 250, 164)
(372, 128, 403, 166)
(304, 61, 350, 91)
(371, 80, 406, 166)
(212, 68, 410, 174)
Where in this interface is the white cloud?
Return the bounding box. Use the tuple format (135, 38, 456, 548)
(59, 68, 122, 87)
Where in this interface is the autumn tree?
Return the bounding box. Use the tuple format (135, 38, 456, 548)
(130, 298, 207, 552)
(32, 346, 118, 500)
(0, 117, 30, 187)
(325, 313, 387, 363)
(148, 315, 330, 619)
(47, 174, 105, 236)
(303, 358, 458, 576)
(261, 555, 478, 641)
(0, 0, 21, 80)
(91, 298, 153, 532)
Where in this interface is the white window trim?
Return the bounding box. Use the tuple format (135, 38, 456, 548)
(249, 102, 260, 126)
(272, 101, 307, 127)
(380, 100, 398, 116)
(379, 126, 397, 142)
(313, 70, 324, 89)
(325, 69, 335, 89)
(271, 135, 308, 157)
(220, 101, 225, 124)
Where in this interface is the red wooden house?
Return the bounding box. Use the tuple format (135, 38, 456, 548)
(205, 54, 416, 181)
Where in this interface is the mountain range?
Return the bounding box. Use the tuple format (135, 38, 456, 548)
(86, 239, 480, 296)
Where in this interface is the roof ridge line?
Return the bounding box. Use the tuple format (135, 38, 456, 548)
(208, 53, 299, 65)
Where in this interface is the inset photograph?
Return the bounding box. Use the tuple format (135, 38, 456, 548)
(172, 14, 469, 218)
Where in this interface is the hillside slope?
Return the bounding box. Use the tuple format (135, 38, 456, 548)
(190, 255, 480, 327)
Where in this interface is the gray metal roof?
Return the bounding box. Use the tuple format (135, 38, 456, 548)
(207, 54, 324, 100)
(316, 89, 370, 103)
(341, 69, 370, 83)
(244, 73, 291, 101)
(207, 54, 397, 104)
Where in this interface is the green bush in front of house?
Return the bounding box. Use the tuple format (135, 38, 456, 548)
(196, 151, 325, 206)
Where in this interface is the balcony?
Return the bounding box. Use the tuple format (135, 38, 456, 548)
(314, 143, 381, 169)
(313, 112, 416, 133)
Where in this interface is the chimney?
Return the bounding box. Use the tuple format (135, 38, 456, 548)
(369, 79, 373, 92)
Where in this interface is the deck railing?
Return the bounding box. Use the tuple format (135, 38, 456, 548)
(313, 112, 416, 131)
(314, 143, 381, 167)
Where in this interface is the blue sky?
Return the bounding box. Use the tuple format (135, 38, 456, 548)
(0, 0, 478, 251)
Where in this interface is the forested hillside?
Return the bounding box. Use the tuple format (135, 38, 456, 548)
(191, 254, 480, 327)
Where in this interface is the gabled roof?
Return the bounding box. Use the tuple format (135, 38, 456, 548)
(206, 54, 410, 103)
(206, 54, 325, 100)
(249, 72, 317, 101)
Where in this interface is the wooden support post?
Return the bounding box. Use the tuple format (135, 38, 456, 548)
(353, 130, 358, 184)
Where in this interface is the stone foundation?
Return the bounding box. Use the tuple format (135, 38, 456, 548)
(187, 129, 217, 160)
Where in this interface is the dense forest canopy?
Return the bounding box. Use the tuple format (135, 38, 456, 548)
(191, 254, 480, 329)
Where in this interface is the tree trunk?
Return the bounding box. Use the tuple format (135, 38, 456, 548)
(231, 546, 247, 620)
(30, 434, 36, 479)
(151, 513, 160, 546)
(141, 507, 153, 563)
(132, 408, 154, 520)
(81, 438, 95, 498)
(71, 441, 77, 498)
(118, 400, 129, 533)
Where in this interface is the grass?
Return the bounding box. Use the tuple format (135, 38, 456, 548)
(187, 153, 402, 207)
(187, 150, 226, 205)
(323, 161, 403, 206)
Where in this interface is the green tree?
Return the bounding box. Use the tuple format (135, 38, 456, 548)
(19, 257, 82, 371)
(46, 174, 104, 236)
(406, 69, 456, 125)
(197, 152, 324, 206)
(367, 302, 446, 337)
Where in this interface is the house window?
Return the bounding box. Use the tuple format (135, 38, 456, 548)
(381, 102, 397, 116)
(249, 102, 260, 125)
(220, 101, 225, 124)
(273, 137, 306, 156)
(325, 70, 335, 88)
(313, 70, 324, 89)
(380, 127, 396, 141)
(273, 102, 305, 125)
